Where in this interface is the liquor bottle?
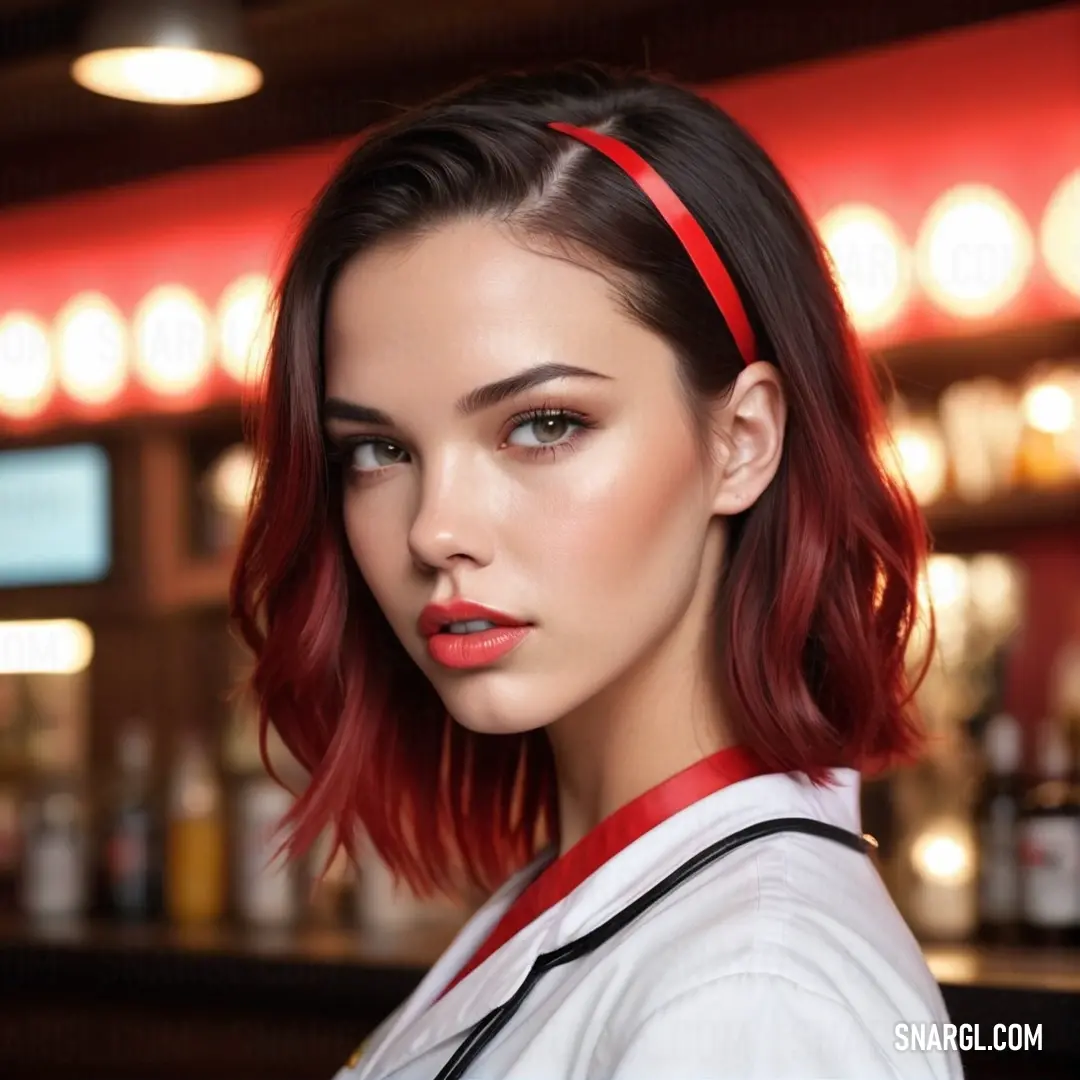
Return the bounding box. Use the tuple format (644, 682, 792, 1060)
(165, 731, 226, 926)
(235, 775, 297, 929)
(17, 669, 90, 922)
(975, 712, 1023, 942)
(105, 719, 159, 921)
(305, 827, 350, 929)
(20, 770, 89, 922)
(0, 781, 20, 913)
(1019, 722, 1080, 946)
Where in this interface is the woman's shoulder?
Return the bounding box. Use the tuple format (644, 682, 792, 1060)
(591, 960, 959, 1079)
(588, 836, 956, 1076)
(625, 832, 945, 1012)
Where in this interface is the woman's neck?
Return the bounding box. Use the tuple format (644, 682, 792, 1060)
(545, 605, 734, 856)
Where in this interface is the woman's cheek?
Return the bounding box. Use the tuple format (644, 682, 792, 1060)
(345, 494, 408, 596)
(526, 431, 702, 579)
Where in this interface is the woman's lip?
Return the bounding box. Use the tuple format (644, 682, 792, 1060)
(426, 625, 532, 670)
(417, 599, 528, 638)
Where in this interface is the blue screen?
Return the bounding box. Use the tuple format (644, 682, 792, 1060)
(0, 442, 112, 587)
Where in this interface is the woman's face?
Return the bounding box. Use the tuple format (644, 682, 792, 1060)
(323, 218, 728, 735)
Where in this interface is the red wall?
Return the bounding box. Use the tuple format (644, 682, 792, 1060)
(712, 3, 1080, 345)
(1, 3, 1077, 347)
(0, 142, 347, 326)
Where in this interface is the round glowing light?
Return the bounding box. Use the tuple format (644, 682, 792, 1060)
(914, 555, 972, 671)
(0, 312, 54, 418)
(819, 203, 911, 330)
(922, 554, 970, 616)
(0, 619, 94, 675)
(966, 554, 1024, 640)
(217, 273, 274, 385)
(71, 47, 261, 106)
(883, 415, 948, 505)
(207, 444, 256, 514)
(916, 185, 1033, 317)
(894, 429, 947, 504)
(1040, 169, 1080, 298)
(912, 826, 974, 885)
(1022, 379, 1075, 435)
(133, 284, 212, 395)
(54, 292, 129, 405)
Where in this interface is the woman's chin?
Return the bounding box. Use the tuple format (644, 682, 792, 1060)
(435, 675, 562, 738)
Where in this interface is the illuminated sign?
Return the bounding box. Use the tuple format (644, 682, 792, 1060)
(0, 443, 111, 587)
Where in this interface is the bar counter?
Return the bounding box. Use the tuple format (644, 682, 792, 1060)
(2, 917, 1078, 1079)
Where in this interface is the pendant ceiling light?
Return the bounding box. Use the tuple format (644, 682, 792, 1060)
(71, 0, 263, 105)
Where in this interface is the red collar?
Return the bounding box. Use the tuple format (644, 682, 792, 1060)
(439, 745, 772, 999)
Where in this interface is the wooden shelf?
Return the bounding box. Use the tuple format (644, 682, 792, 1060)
(925, 484, 1080, 547)
(876, 316, 1080, 402)
(925, 943, 1080, 995)
(1, 914, 1076, 995)
(0, 399, 244, 450)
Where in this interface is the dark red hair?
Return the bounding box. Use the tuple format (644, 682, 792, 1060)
(231, 63, 932, 897)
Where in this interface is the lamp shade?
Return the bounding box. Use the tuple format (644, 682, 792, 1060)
(70, 0, 263, 105)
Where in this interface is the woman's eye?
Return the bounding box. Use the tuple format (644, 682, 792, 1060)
(507, 413, 580, 448)
(349, 439, 408, 471)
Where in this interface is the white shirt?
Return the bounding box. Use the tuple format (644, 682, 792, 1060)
(337, 769, 964, 1079)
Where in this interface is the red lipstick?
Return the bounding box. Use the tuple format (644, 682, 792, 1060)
(418, 600, 531, 670)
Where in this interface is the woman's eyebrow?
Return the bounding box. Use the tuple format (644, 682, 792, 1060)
(323, 362, 611, 426)
(454, 362, 611, 415)
(323, 399, 392, 426)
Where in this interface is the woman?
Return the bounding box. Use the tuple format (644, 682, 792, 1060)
(232, 64, 962, 1079)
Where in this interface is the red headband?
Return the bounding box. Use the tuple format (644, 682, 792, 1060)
(547, 121, 757, 367)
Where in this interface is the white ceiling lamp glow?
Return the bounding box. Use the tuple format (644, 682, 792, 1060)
(217, 272, 274, 385)
(133, 284, 212, 395)
(0, 312, 55, 419)
(70, 1, 263, 106)
(819, 203, 911, 331)
(916, 184, 1033, 318)
(1040, 169, 1080, 300)
(55, 292, 130, 405)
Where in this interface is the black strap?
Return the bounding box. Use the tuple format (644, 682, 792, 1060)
(433, 816, 870, 1080)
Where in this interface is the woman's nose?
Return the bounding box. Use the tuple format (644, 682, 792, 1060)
(407, 451, 495, 571)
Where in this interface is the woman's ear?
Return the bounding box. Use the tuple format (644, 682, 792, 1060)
(705, 362, 787, 516)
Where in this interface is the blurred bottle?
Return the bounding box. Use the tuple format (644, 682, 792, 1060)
(355, 834, 426, 934)
(105, 719, 160, 922)
(16, 663, 90, 923)
(235, 775, 297, 929)
(0, 675, 25, 913)
(1016, 367, 1080, 488)
(1049, 629, 1080, 741)
(20, 772, 89, 922)
(1019, 722, 1080, 946)
(165, 731, 226, 926)
(355, 831, 463, 935)
(305, 828, 352, 929)
(0, 782, 20, 913)
(975, 713, 1023, 942)
(223, 662, 301, 930)
(936, 378, 1023, 501)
